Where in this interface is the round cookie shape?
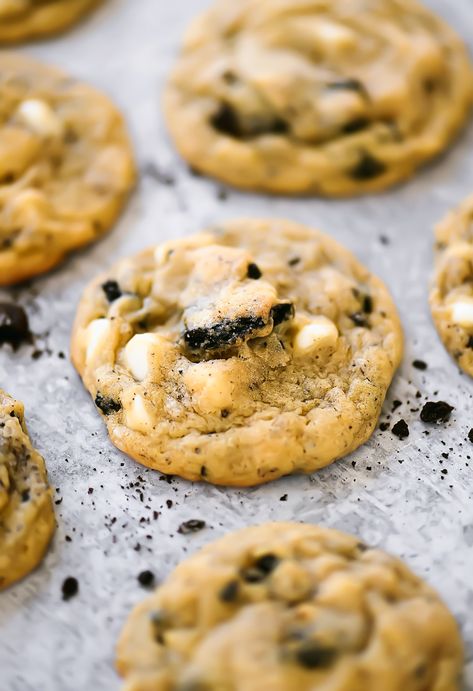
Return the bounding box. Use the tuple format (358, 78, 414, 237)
(71, 219, 402, 486)
(430, 194, 473, 376)
(117, 522, 463, 691)
(0, 0, 102, 43)
(0, 52, 135, 285)
(0, 390, 55, 589)
(164, 0, 473, 197)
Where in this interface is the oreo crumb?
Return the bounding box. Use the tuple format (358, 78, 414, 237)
(178, 519, 206, 535)
(0, 303, 31, 349)
(392, 419, 409, 440)
(101, 280, 122, 303)
(412, 360, 427, 371)
(247, 263, 262, 280)
(420, 401, 454, 424)
(138, 570, 155, 588)
(62, 576, 79, 601)
(468, 429, 473, 444)
(94, 393, 121, 415)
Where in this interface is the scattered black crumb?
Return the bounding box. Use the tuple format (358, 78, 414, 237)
(288, 257, 301, 267)
(379, 422, 390, 432)
(62, 576, 79, 601)
(0, 302, 32, 349)
(392, 400, 402, 412)
(137, 570, 155, 588)
(468, 429, 473, 444)
(412, 359, 427, 371)
(350, 151, 386, 180)
(178, 519, 206, 535)
(280, 494, 288, 501)
(420, 401, 454, 424)
(379, 235, 390, 246)
(391, 419, 409, 440)
(217, 187, 228, 201)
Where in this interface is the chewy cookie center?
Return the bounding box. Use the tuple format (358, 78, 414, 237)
(180, 244, 295, 355)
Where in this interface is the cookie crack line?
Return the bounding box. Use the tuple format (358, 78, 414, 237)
(71, 218, 403, 486)
(164, 0, 473, 196)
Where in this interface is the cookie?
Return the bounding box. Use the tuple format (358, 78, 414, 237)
(117, 522, 463, 690)
(71, 219, 402, 486)
(164, 0, 473, 197)
(0, 0, 101, 43)
(0, 390, 55, 589)
(430, 194, 473, 376)
(0, 52, 135, 285)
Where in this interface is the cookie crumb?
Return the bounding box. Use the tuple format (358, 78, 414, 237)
(420, 401, 454, 424)
(137, 570, 155, 588)
(412, 359, 427, 370)
(392, 419, 409, 440)
(62, 576, 79, 601)
(178, 519, 206, 534)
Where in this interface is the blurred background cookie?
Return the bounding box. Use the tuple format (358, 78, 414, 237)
(117, 522, 463, 691)
(0, 53, 135, 285)
(165, 0, 473, 196)
(0, 0, 103, 43)
(0, 389, 55, 590)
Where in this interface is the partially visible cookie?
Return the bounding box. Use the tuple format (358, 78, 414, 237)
(0, 390, 55, 589)
(164, 0, 473, 196)
(0, 52, 135, 285)
(117, 522, 463, 691)
(71, 219, 402, 486)
(0, 0, 102, 43)
(430, 194, 473, 375)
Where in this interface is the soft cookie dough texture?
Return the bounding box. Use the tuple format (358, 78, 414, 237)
(430, 194, 473, 376)
(72, 219, 402, 486)
(117, 522, 463, 691)
(0, 0, 101, 43)
(0, 53, 135, 285)
(165, 0, 473, 196)
(0, 390, 55, 589)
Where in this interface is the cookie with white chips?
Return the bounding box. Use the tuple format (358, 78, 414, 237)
(71, 219, 402, 486)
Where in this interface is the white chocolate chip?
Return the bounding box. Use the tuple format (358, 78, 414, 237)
(124, 333, 173, 382)
(126, 394, 154, 434)
(85, 319, 113, 365)
(450, 299, 473, 328)
(184, 361, 238, 414)
(16, 99, 63, 138)
(294, 316, 339, 355)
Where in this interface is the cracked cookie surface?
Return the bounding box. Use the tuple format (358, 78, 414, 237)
(164, 0, 473, 197)
(0, 0, 102, 43)
(0, 389, 55, 589)
(117, 522, 463, 691)
(0, 52, 135, 285)
(430, 194, 473, 376)
(71, 219, 402, 487)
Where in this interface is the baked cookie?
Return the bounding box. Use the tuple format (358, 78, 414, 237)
(0, 52, 135, 285)
(71, 219, 402, 486)
(0, 0, 102, 43)
(117, 522, 463, 691)
(164, 0, 473, 197)
(430, 194, 473, 376)
(0, 390, 55, 589)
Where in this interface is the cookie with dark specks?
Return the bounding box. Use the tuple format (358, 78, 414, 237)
(164, 0, 473, 196)
(71, 219, 402, 487)
(0, 390, 55, 589)
(0, 0, 102, 43)
(0, 52, 135, 285)
(117, 522, 463, 691)
(431, 194, 473, 376)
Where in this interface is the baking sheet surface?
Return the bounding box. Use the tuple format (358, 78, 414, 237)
(1, 1, 473, 688)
